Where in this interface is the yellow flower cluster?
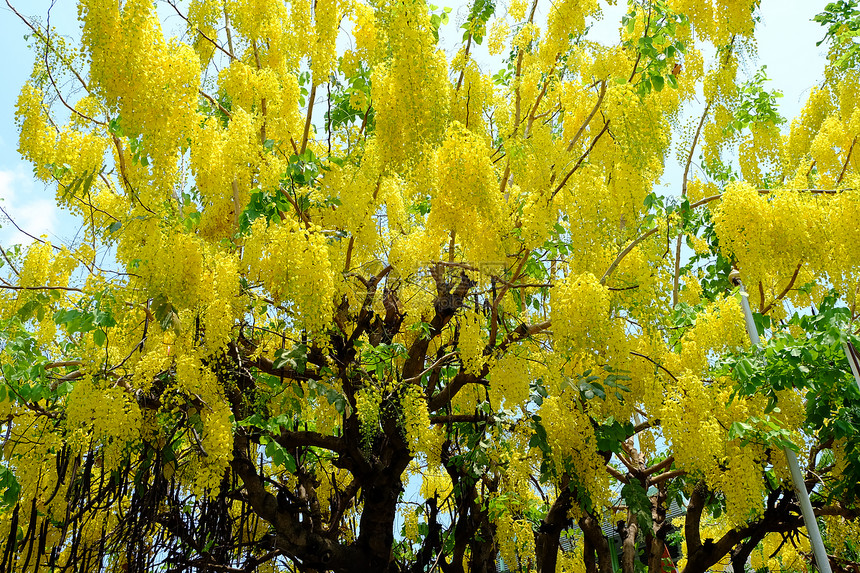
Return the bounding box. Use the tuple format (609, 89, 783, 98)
(487, 20, 509, 56)
(659, 373, 723, 475)
(371, 0, 451, 167)
(452, 62, 492, 136)
(15, 82, 59, 182)
(488, 350, 530, 409)
(713, 182, 860, 309)
(66, 376, 142, 472)
(458, 309, 488, 375)
(495, 513, 536, 570)
(355, 384, 382, 446)
(124, 222, 205, 310)
(243, 217, 335, 333)
(711, 441, 764, 525)
(80, 0, 201, 163)
(823, 515, 860, 561)
(749, 531, 810, 572)
(668, 0, 756, 46)
(678, 294, 747, 375)
(190, 106, 266, 238)
(429, 123, 504, 263)
(543, 0, 599, 57)
(419, 469, 453, 501)
(175, 354, 234, 494)
(551, 272, 612, 355)
(400, 385, 431, 456)
(312, 0, 349, 82)
(785, 87, 832, 162)
(186, 0, 221, 66)
(537, 395, 611, 506)
(738, 123, 784, 187)
(351, 2, 378, 61)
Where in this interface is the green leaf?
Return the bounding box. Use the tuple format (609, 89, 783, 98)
(273, 344, 309, 373)
(152, 295, 181, 334)
(621, 480, 654, 534)
(265, 440, 298, 472)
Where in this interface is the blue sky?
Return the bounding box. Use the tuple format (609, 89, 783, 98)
(0, 1, 832, 248)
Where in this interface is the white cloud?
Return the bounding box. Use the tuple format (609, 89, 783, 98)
(0, 164, 58, 247)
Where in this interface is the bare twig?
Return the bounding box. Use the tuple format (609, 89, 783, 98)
(760, 263, 803, 315)
(301, 83, 318, 154)
(837, 135, 857, 185)
(673, 103, 712, 307)
(551, 120, 611, 199)
(600, 226, 659, 285)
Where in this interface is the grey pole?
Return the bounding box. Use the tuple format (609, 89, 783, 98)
(729, 270, 831, 573)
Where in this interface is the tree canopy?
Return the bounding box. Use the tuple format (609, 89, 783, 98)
(1, 0, 860, 572)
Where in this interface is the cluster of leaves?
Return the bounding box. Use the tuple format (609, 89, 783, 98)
(622, 0, 688, 96)
(814, 0, 860, 69)
(327, 61, 374, 131)
(238, 149, 342, 234)
(724, 67, 785, 134)
(719, 293, 860, 501)
(460, 0, 494, 45)
(428, 4, 453, 42)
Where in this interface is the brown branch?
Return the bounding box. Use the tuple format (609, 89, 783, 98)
(0, 244, 20, 276)
(44, 360, 84, 370)
(429, 414, 493, 424)
(837, 136, 857, 185)
(166, 0, 235, 61)
(630, 351, 678, 382)
(275, 429, 345, 453)
(199, 90, 231, 118)
(615, 452, 637, 474)
(606, 465, 628, 483)
(0, 284, 84, 293)
(525, 63, 556, 137)
(689, 194, 723, 208)
(343, 237, 356, 273)
(648, 469, 685, 485)
(7, 2, 100, 124)
(0, 205, 62, 251)
(404, 352, 458, 384)
(510, 0, 540, 137)
(674, 103, 712, 307)
(627, 3, 654, 83)
(455, 35, 472, 92)
(757, 188, 850, 194)
(760, 263, 802, 315)
(600, 226, 659, 285)
(300, 83, 318, 155)
(489, 249, 531, 346)
(229, 433, 366, 570)
(427, 320, 550, 412)
(551, 119, 611, 199)
(565, 81, 607, 154)
(643, 455, 674, 477)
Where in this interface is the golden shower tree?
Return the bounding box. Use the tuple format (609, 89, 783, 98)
(1, 0, 859, 571)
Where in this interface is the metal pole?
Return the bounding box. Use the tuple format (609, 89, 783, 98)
(842, 340, 860, 393)
(730, 271, 832, 573)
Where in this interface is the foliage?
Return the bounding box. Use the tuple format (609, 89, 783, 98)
(1, 0, 860, 572)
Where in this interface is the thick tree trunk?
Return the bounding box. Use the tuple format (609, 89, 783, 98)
(621, 513, 639, 573)
(535, 481, 572, 572)
(580, 513, 614, 573)
(646, 484, 669, 573)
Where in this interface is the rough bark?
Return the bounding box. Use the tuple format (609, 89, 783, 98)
(535, 477, 573, 573)
(580, 513, 614, 573)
